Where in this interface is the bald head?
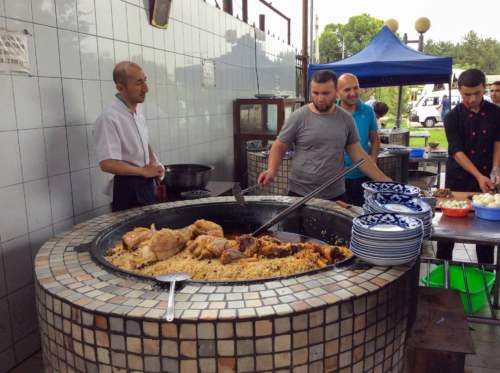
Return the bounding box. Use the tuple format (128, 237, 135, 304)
(113, 61, 143, 86)
(113, 61, 148, 108)
(337, 73, 360, 110)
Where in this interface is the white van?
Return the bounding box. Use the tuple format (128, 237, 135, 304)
(409, 89, 460, 127)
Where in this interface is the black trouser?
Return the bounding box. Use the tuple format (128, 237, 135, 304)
(436, 242, 495, 264)
(112, 175, 156, 212)
(345, 177, 370, 206)
(288, 190, 346, 202)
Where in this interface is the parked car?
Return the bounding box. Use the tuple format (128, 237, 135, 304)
(409, 89, 460, 127)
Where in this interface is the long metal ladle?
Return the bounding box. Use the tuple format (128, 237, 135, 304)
(155, 272, 191, 321)
(252, 158, 366, 236)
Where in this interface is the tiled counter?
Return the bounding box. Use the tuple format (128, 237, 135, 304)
(35, 197, 416, 373)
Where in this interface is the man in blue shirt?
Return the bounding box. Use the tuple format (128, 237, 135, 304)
(338, 73, 380, 206)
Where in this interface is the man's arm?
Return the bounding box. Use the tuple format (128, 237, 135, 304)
(257, 139, 288, 185)
(368, 131, 380, 162)
(100, 159, 163, 178)
(490, 141, 500, 185)
(345, 142, 391, 181)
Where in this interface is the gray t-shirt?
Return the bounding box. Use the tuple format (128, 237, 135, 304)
(278, 105, 360, 199)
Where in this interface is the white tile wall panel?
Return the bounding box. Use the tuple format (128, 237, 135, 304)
(28, 225, 53, 259)
(34, 24, 60, 77)
(0, 252, 6, 297)
(58, 29, 82, 78)
(152, 24, 164, 50)
(100, 80, 116, 109)
(76, 0, 96, 34)
(165, 19, 175, 52)
(0, 0, 4, 16)
(0, 75, 17, 131)
(55, 0, 77, 31)
(18, 129, 48, 182)
(97, 37, 115, 81)
(2, 235, 32, 293)
(90, 166, 112, 208)
(111, 0, 128, 42)
(80, 34, 99, 80)
(129, 43, 143, 66)
(44, 126, 70, 176)
(48, 173, 73, 222)
(114, 40, 130, 63)
(82, 80, 102, 124)
(0, 184, 28, 242)
(126, 3, 141, 45)
(86, 124, 98, 167)
(52, 216, 74, 235)
(70, 169, 93, 215)
(62, 78, 85, 126)
(8, 284, 37, 341)
(66, 125, 89, 171)
(39, 77, 65, 127)
(24, 178, 52, 232)
(95, 0, 113, 38)
(12, 76, 42, 130)
(32, 0, 56, 27)
(0, 298, 13, 351)
(4, 0, 32, 22)
(140, 7, 154, 47)
(173, 20, 184, 55)
(0, 131, 22, 188)
(14, 330, 40, 362)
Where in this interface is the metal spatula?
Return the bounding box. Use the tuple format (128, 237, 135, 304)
(251, 158, 366, 236)
(233, 183, 262, 205)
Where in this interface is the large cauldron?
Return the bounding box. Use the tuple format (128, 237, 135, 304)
(162, 163, 213, 191)
(89, 199, 354, 283)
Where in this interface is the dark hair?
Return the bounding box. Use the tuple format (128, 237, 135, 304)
(492, 80, 500, 86)
(373, 101, 389, 118)
(458, 68, 486, 88)
(311, 70, 337, 85)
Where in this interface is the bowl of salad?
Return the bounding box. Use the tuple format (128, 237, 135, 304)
(439, 199, 471, 217)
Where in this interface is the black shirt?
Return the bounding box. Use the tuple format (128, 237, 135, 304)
(444, 100, 500, 191)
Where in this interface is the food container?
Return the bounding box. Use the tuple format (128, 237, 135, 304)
(421, 264, 495, 313)
(410, 148, 425, 157)
(163, 164, 214, 192)
(473, 203, 500, 221)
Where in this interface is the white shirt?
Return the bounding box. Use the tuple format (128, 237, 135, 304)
(94, 96, 150, 167)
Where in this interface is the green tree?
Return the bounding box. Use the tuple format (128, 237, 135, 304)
(319, 14, 384, 63)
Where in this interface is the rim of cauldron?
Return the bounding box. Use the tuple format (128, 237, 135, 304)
(87, 201, 354, 285)
(164, 164, 214, 173)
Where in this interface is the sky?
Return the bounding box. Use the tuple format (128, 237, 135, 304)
(251, 0, 500, 51)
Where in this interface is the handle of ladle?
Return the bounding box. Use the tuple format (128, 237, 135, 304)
(166, 280, 176, 321)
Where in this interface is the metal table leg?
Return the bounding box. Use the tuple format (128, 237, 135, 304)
(494, 245, 500, 308)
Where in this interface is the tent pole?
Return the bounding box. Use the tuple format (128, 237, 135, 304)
(395, 85, 403, 129)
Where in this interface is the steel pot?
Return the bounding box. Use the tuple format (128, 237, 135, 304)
(163, 164, 214, 192)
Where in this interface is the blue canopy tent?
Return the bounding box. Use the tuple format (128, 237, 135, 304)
(308, 26, 452, 88)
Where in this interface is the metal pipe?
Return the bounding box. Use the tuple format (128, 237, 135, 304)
(494, 245, 500, 308)
(259, 14, 265, 32)
(480, 264, 496, 319)
(395, 85, 403, 129)
(309, 0, 314, 63)
(444, 260, 450, 289)
(302, 0, 309, 100)
(461, 262, 473, 314)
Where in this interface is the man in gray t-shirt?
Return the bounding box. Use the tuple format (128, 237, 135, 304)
(258, 70, 390, 200)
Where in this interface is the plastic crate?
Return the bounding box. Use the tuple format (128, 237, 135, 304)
(421, 264, 495, 313)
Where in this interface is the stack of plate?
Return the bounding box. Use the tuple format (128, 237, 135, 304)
(362, 181, 420, 200)
(363, 192, 433, 239)
(350, 213, 423, 266)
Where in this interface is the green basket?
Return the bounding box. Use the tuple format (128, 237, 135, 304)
(421, 264, 496, 314)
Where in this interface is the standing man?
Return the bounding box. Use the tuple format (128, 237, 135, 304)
(490, 81, 500, 106)
(338, 73, 381, 206)
(437, 69, 500, 263)
(95, 61, 164, 212)
(437, 94, 451, 122)
(258, 70, 390, 201)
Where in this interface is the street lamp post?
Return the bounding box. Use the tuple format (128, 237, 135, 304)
(385, 17, 431, 128)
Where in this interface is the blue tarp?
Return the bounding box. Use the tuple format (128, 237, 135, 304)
(308, 26, 452, 87)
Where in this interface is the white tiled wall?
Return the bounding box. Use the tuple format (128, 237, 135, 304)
(0, 0, 295, 370)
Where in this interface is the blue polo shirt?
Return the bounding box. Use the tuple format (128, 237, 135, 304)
(343, 100, 378, 179)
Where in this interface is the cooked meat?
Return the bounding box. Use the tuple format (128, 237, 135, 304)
(220, 248, 245, 264)
(132, 245, 157, 267)
(191, 219, 224, 237)
(257, 235, 294, 258)
(236, 234, 258, 256)
(122, 227, 154, 250)
(149, 228, 192, 260)
(187, 235, 234, 259)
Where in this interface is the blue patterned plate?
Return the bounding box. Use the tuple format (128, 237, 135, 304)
(370, 193, 431, 214)
(353, 213, 422, 234)
(362, 182, 420, 197)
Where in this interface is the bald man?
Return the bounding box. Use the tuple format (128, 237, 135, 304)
(337, 73, 381, 206)
(94, 61, 164, 211)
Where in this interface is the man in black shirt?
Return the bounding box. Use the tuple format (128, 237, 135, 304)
(437, 69, 500, 264)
